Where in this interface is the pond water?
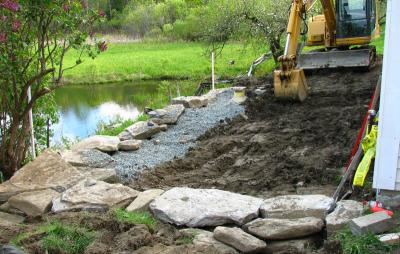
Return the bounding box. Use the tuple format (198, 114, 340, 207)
(52, 81, 159, 144)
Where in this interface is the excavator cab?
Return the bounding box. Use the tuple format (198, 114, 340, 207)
(336, 0, 377, 42)
(274, 0, 380, 102)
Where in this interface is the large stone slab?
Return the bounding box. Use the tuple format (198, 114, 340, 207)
(349, 211, 394, 235)
(150, 187, 263, 227)
(72, 135, 120, 153)
(213, 226, 267, 253)
(172, 96, 208, 108)
(77, 167, 118, 183)
(0, 150, 83, 202)
(326, 200, 364, 235)
(8, 189, 60, 217)
(52, 179, 139, 213)
(0, 212, 24, 227)
(118, 140, 143, 151)
(264, 235, 322, 254)
(127, 189, 164, 212)
(150, 104, 185, 125)
(379, 233, 400, 244)
(244, 217, 324, 240)
(180, 228, 239, 254)
(119, 121, 161, 141)
(61, 149, 115, 168)
(261, 195, 334, 219)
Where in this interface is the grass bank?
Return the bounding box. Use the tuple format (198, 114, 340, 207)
(63, 42, 274, 85)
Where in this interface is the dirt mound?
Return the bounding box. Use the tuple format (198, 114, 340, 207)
(130, 64, 381, 198)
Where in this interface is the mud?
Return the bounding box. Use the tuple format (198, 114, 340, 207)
(130, 64, 381, 198)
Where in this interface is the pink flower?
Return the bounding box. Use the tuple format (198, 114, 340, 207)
(98, 10, 106, 17)
(63, 3, 70, 12)
(0, 0, 20, 12)
(0, 33, 7, 43)
(97, 41, 107, 52)
(12, 20, 21, 31)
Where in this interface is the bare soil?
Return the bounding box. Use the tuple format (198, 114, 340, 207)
(130, 64, 381, 198)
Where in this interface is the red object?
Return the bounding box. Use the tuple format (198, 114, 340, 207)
(370, 205, 394, 216)
(344, 92, 376, 172)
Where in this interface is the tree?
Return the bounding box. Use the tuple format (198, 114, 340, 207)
(201, 0, 291, 62)
(0, 0, 106, 178)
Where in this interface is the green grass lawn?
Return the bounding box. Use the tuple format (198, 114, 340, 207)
(63, 42, 275, 84)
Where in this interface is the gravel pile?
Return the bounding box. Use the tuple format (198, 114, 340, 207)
(113, 90, 244, 182)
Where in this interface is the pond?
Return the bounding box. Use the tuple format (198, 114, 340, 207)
(52, 81, 160, 144)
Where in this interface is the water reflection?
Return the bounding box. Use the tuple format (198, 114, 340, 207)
(52, 82, 158, 143)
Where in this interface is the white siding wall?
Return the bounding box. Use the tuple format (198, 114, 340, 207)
(373, 0, 400, 191)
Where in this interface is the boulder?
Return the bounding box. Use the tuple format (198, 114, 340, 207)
(160, 124, 168, 131)
(172, 96, 208, 108)
(0, 203, 25, 216)
(0, 150, 83, 202)
(261, 195, 334, 219)
(118, 140, 143, 151)
(127, 189, 164, 212)
(72, 135, 120, 153)
(213, 226, 267, 253)
(8, 189, 60, 217)
(77, 167, 118, 183)
(61, 149, 115, 168)
(244, 217, 324, 240)
(179, 228, 239, 254)
(379, 233, 400, 244)
(326, 200, 364, 235)
(264, 235, 322, 254)
(150, 187, 263, 227)
(52, 179, 139, 213)
(119, 121, 161, 141)
(151, 104, 185, 125)
(0, 212, 24, 227)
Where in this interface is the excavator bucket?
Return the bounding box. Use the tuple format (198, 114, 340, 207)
(298, 48, 375, 70)
(274, 69, 308, 102)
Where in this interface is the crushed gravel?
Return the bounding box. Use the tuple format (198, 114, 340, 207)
(112, 90, 244, 182)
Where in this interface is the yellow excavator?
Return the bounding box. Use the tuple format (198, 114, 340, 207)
(275, 0, 381, 101)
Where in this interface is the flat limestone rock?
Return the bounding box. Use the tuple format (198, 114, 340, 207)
(8, 189, 60, 217)
(379, 233, 400, 244)
(127, 189, 164, 212)
(0, 150, 83, 202)
(61, 149, 115, 168)
(213, 226, 267, 253)
(77, 167, 118, 183)
(119, 121, 161, 141)
(326, 200, 364, 235)
(264, 235, 322, 254)
(150, 187, 263, 227)
(151, 104, 185, 125)
(244, 217, 324, 240)
(118, 140, 143, 151)
(180, 228, 239, 254)
(0, 202, 25, 216)
(0, 212, 25, 227)
(261, 195, 334, 219)
(72, 135, 120, 153)
(172, 96, 208, 108)
(349, 211, 394, 235)
(52, 179, 139, 213)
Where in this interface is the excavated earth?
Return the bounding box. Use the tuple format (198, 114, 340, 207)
(130, 63, 382, 198)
